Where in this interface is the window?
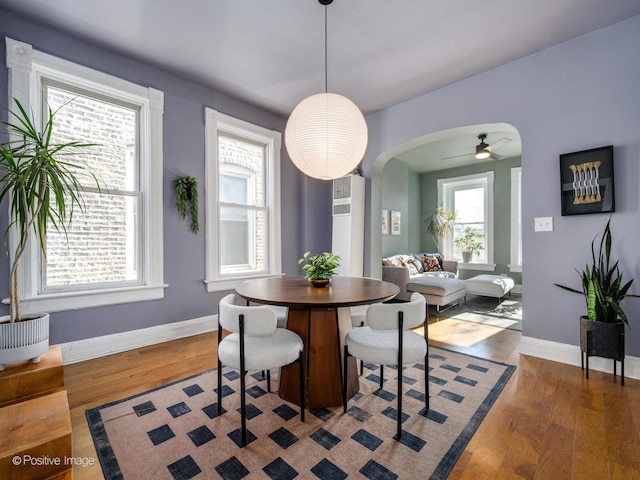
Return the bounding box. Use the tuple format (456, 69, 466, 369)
(509, 167, 522, 272)
(204, 108, 282, 291)
(438, 172, 495, 269)
(5, 38, 165, 312)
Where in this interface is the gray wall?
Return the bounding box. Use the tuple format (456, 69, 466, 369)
(364, 15, 640, 355)
(380, 158, 421, 257)
(0, 10, 332, 343)
(420, 157, 522, 283)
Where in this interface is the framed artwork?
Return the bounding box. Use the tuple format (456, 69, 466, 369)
(391, 210, 401, 235)
(381, 209, 389, 235)
(559, 145, 615, 216)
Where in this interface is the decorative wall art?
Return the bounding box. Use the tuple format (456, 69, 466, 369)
(391, 210, 401, 235)
(559, 145, 615, 216)
(382, 209, 389, 235)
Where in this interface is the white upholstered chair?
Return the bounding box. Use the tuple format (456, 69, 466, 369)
(343, 292, 428, 440)
(217, 294, 305, 446)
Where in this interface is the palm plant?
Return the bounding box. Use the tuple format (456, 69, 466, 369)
(0, 98, 99, 323)
(555, 218, 637, 325)
(424, 205, 456, 249)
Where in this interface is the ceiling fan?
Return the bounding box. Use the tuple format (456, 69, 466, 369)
(442, 133, 512, 162)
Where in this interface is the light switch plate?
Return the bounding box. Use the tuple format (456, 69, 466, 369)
(534, 216, 553, 232)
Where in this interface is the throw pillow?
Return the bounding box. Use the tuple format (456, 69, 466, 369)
(400, 260, 419, 275)
(406, 257, 423, 274)
(423, 255, 442, 272)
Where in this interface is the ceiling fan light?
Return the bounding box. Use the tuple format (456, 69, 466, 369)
(285, 92, 368, 180)
(475, 134, 491, 159)
(475, 148, 490, 160)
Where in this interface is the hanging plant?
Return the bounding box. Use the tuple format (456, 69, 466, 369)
(174, 175, 199, 233)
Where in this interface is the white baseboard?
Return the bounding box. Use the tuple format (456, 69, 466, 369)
(59, 315, 218, 365)
(519, 336, 639, 380)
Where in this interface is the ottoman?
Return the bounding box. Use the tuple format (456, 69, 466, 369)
(465, 274, 514, 301)
(407, 276, 466, 313)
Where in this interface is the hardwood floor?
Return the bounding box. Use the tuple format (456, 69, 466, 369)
(64, 318, 640, 479)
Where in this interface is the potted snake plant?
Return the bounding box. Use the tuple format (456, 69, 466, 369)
(555, 218, 637, 384)
(0, 99, 99, 371)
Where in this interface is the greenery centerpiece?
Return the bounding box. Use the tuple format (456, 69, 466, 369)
(454, 227, 484, 263)
(298, 251, 341, 287)
(0, 99, 99, 369)
(424, 205, 456, 250)
(555, 218, 637, 384)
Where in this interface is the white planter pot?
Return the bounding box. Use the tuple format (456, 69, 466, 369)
(462, 251, 473, 263)
(0, 313, 50, 371)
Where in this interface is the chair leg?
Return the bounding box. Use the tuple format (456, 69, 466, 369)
(424, 318, 429, 411)
(298, 351, 305, 421)
(217, 358, 223, 415)
(240, 370, 247, 447)
(267, 369, 271, 393)
(359, 322, 364, 376)
(396, 312, 404, 440)
(239, 314, 247, 447)
(379, 365, 384, 389)
(425, 353, 430, 411)
(343, 345, 350, 413)
(217, 320, 223, 415)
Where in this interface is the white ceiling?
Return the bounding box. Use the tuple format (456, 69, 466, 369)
(1, 0, 638, 171)
(394, 124, 522, 173)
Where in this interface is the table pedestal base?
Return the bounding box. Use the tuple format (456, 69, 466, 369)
(279, 306, 359, 408)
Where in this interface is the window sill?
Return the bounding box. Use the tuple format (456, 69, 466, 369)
(458, 263, 497, 272)
(508, 264, 522, 273)
(2, 284, 168, 314)
(204, 273, 284, 292)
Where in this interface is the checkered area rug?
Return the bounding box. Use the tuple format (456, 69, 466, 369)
(86, 346, 514, 480)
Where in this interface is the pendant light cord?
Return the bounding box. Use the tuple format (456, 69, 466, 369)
(324, 4, 328, 93)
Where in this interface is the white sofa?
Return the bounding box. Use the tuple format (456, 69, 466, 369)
(381, 254, 463, 303)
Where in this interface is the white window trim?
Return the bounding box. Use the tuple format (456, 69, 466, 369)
(204, 108, 282, 292)
(438, 171, 496, 271)
(3, 37, 166, 313)
(509, 167, 523, 273)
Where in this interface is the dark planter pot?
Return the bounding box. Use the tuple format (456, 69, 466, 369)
(579, 316, 625, 385)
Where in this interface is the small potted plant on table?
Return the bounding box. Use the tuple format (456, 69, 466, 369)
(555, 218, 637, 385)
(298, 251, 341, 287)
(454, 227, 484, 263)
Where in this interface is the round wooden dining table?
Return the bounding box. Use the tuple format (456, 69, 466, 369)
(235, 276, 399, 408)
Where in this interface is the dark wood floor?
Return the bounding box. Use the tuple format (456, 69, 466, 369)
(64, 317, 640, 479)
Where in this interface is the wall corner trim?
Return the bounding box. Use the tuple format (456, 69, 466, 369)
(59, 315, 217, 365)
(519, 335, 639, 380)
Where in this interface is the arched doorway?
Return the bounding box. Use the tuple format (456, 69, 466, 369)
(369, 122, 522, 296)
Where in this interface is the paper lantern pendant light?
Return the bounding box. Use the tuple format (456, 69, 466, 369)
(285, 92, 368, 180)
(284, 0, 368, 180)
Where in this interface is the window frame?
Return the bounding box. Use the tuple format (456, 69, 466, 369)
(204, 108, 282, 292)
(438, 171, 495, 271)
(509, 167, 522, 273)
(4, 37, 166, 313)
